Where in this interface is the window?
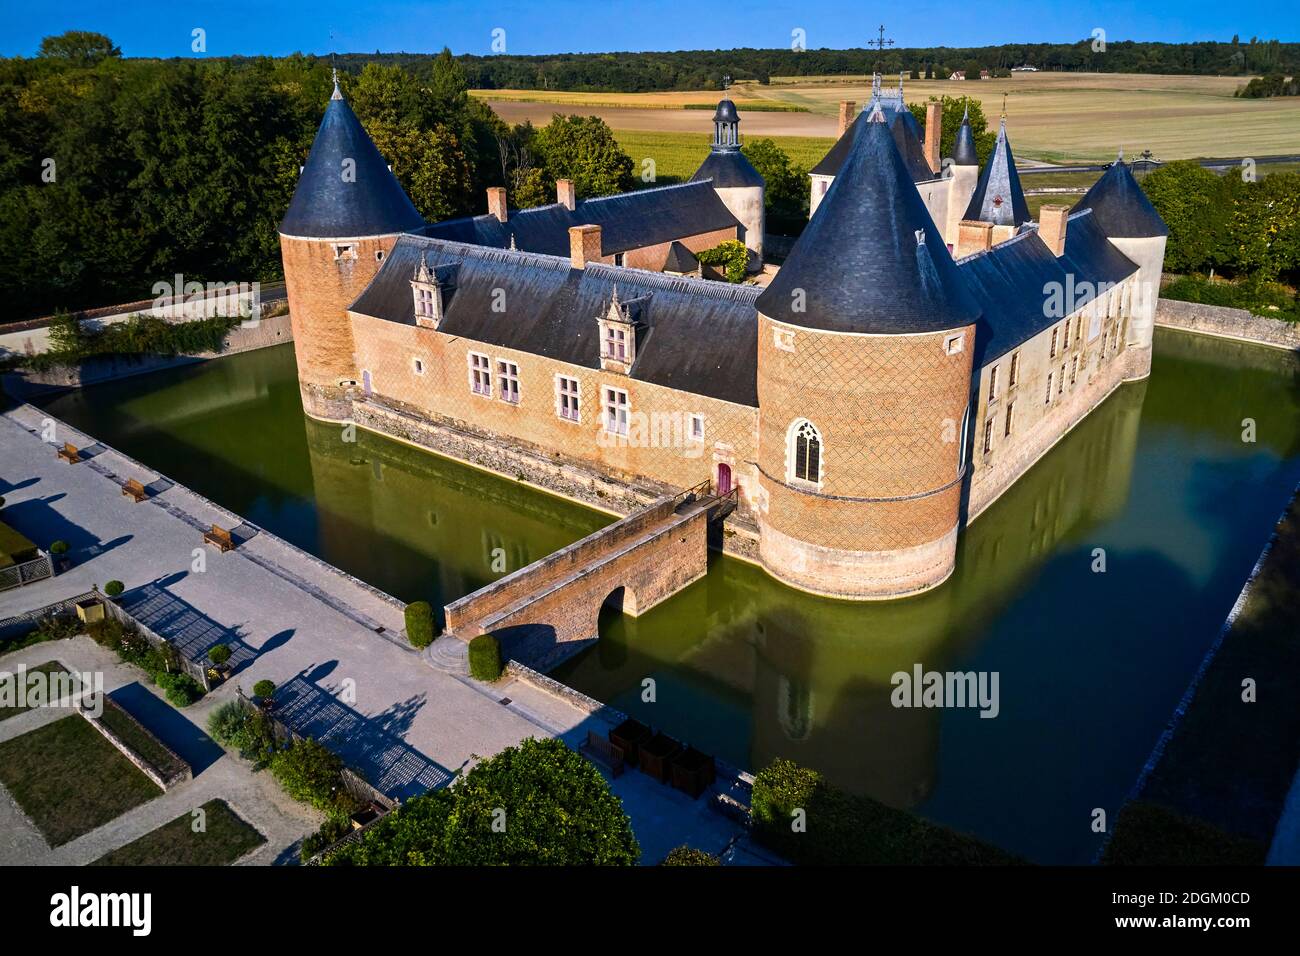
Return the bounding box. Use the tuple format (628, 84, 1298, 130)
(1045, 372, 1054, 404)
(945, 333, 964, 355)
(690, 414, 705, 441)
(790, 420, 822, 485)
(988, 364, 1000, 401)
(375, 249, 385, 262)
(983, 417, 994, 454)
(1050, 328, 1059, 359)
(497, 360, 520, 404)
(556, 376, 580, 422)
(1058, 364, 1065, 395)
(412, 357, 425, 376)
(603, 325, 628, 361)
(469, 352, 491, 397)
(332, 243, 355, 260)
(1009, 351, 1020, 387)
(1070, 354, 1079, 384)
(613, 253, 626, 267)
(603, 386, 629, 436)
(1004, 401, 1015, 438)
(1063, 318, 1072, 349)
(415, 287, 435, 320)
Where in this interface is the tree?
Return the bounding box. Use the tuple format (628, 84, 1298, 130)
(38, 31, 120, 65)
(908, 96, 996, 168)
(325, 737, 639, 865)
(742, 138, 808, 233)
(531, 114, 634, 197)
(1140, 161, 1229, 273)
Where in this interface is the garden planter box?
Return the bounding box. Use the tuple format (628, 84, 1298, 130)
(639, 732, 683, 784)
(610, 718, 652, 766)
(350, 804, 384, 830)
(671, 746, 716, 799)
(75, 598, 105, 624)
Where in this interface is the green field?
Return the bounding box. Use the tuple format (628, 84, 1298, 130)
(614, 129, 836, 185)
(0, 714, 161, 846)
(92, 799, 265, 866)
(0, 662, 75, 721)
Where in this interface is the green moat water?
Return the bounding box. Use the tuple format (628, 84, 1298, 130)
(35, 331, 1300, 863)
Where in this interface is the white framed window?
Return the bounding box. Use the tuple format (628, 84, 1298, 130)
(497, 360, 520, 404)
(603, 386, 629, 436)
(332, 243, 356, 260)
(1050, 327, 1059, 359)
(415, 287, 435, 320)
(690, 414, 705, 441)
(1045, 372, 1054, 404)
(988, 364, 1000, 402)
(788, 419, 822, 486)
(375, 249, 385, 262)
(556, 375, 580, 422)
(613, 253, 626, 267)
(1009, 351, 1020, 387)
(412, 357, 425, 376)
(603, 325, 628, 361)
(1063, 317, 1072, 348)
(944, 333, 964, 355)
(983, 417, 994, 455)
(468, 352, 491, 397)
(1058, 363, 1066, 395)
(1004, 401, 1015, 437)
(1070, 354, 1079, 384)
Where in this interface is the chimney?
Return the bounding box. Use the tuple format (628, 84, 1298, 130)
(924, 101, 943, 174)
(955, 220, 994, 259)
(557, 178, 576, 211)
(1038, 204, 1069, 257)
(837, 101, 856, 139)
(568, 224, 602, 269)
(487, 186, 507, 224)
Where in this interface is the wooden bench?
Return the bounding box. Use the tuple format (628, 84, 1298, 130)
(579, 729, 624, 778)
(121, 478, 148, 503)
(56, 442, 82, 464)
(203, 524, 235, 553)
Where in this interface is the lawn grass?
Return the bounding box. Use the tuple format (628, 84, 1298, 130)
(91, 799, 265, 866)
(97, 696, 189, 780)
(0, 661, 75, 721)
(614, 129, 835, 185)
(0, 714, 161, 846)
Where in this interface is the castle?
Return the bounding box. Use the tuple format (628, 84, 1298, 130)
(278, 73, 1168, 601)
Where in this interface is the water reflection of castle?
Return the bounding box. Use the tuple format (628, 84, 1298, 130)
(561, 376, 1150, 808)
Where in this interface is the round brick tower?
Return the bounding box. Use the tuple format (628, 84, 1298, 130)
(753, 111, 980, 600)
(279, 76, 426, 421)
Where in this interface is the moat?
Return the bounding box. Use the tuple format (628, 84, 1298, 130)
(35, 330, 1300, 863)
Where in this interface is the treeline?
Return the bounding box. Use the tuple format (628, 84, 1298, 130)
(0, 35, 508, 319)
(307, 38, 1300, 92)
(1142, 161, 1300, 283)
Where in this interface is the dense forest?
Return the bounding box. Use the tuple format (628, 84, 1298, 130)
(316, 38, 1300, 92)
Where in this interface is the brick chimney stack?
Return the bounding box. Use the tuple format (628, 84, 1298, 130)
(568, 224, 602, 269)
(557, 179, 576, 211)
(837, 101, 856, 138)
(955, 220, 994, 259)
(487, 186, 508, 223)
(1038, 204, 1070, 257)
(924, 101, 943, 174)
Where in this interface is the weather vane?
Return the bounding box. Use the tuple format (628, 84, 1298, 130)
(870, 24, 894, 52)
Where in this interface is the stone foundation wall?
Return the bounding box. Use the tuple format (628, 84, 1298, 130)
(1155, 298, 1300, 352)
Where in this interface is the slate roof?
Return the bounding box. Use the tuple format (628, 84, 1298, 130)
(964, 119, 1030, 227)
(952, 108, 978, 166)
(757, 116, 981, 335)
(421, 180, 740, 257)
(809, 100, 937, 183)
(349, 235, 760, 406)
(1071, 158, 1169, 238)
(691, 148, 766, 189)
(280, 87, 426, 239)
(956, 209, 1138, 365)
(661, 241, 699, 273)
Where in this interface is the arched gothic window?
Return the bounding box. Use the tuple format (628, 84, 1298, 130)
(789, 419, 822, 485)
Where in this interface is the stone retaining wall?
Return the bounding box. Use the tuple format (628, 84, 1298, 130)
(81, 698, 193, 791)
(1155, 299, 1300, 352)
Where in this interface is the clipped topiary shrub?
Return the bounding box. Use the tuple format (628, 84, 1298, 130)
(207, 643, 232, 665)
(103, 580, 125, 597)
(48, 540, 68, 555)
(405, 601, 434, 649)
(252, 679, 276, 700)
(662, 845, 719, 866)
(468, 634, 502, 682)
(156, 672, 203, 707)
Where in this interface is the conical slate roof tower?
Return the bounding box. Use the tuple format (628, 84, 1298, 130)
(963, 118, 1029, 227)
(756, 112, 980, 334)
(280, 77, 426, 238)
(1072, 153, 1168, 238)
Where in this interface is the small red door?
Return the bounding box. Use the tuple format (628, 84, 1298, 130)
(716, 463, 732, 495)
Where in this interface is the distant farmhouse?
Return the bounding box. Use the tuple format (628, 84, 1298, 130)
(277, 71, 1167, 600)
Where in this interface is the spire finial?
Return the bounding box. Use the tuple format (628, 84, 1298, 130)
(1001, 92, 1007, 120)
(331, 68, 343, 101)
(1117, 145, 1124, 162)
(961, 98, 970, 122)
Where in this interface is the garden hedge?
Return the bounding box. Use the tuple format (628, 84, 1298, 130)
(468, 634, 502, 681)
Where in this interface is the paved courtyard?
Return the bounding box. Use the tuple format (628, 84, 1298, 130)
(0, 405, 761, 864)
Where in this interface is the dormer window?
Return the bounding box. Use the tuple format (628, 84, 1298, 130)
(598, 286, 646, 375)
(410, 253, 448, 330)
(604, 326, 627, 361)
(332, 243, 356, 260)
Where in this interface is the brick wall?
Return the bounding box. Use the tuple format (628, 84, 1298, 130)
(618, 226, 738, 271)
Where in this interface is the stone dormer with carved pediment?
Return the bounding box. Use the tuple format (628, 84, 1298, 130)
(411, 254, 458, 330)
(598, 286, 651, 374)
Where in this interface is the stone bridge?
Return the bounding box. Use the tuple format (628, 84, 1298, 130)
(442, 482, 732, 669)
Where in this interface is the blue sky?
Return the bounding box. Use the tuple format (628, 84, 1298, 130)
(4, 0, 1293, 58)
